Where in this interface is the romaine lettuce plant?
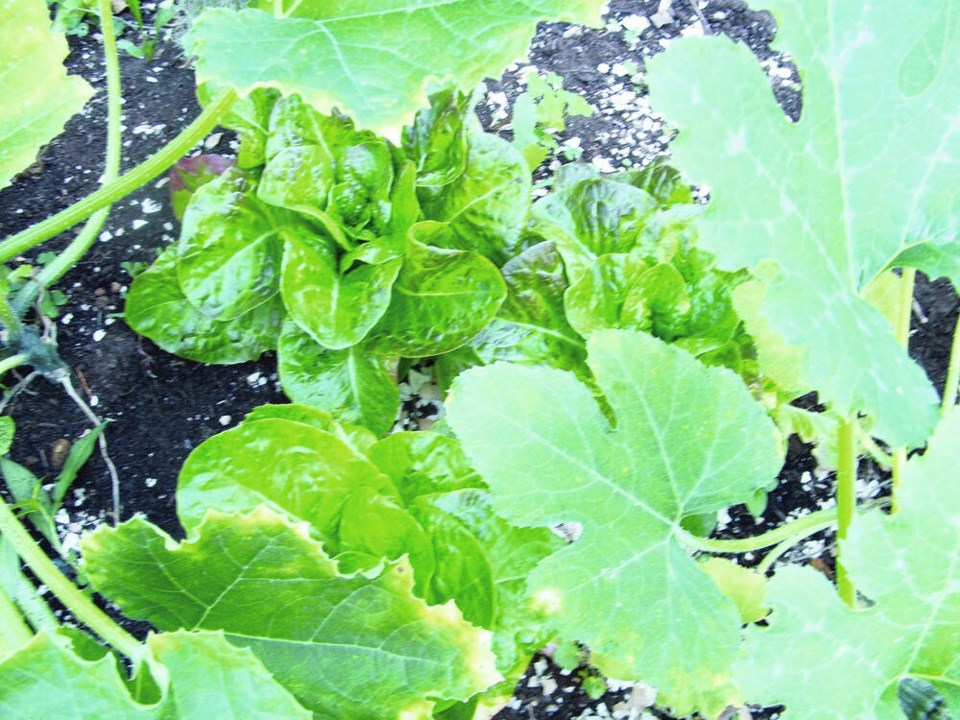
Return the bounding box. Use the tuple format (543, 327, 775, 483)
(2, 1, 960, 719)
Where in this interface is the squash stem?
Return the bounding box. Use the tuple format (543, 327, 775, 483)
(0, 90, 237, 263)
(835, 417, 858, 607)
(677, 506, 838, 554)
(0, 585, 32, 657)
(11, 0, 124, 315)
(0, 500, 143, 661)
(890, 267, 916, 513)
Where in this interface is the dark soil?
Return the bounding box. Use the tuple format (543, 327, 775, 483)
(0, 3, 956, 720)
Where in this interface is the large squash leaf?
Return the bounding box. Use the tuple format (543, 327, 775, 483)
(0, 0, 93, 189)
(445, 329, 784, 716)
(737, 411, 960, 718)
(81, 507, 500, 719)
(184, 0, 606, 134)
(643, 2, 960, 447)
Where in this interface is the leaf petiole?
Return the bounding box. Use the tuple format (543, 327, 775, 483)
(676, 505, 838, 555)
(0, 584, 32, 657)
(835, 417, 858, 606)
(0, 500, 143, 661)
(11, 0, 125, 316)
(0, 89, 237, 263)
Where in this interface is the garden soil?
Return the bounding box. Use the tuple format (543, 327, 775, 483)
(0, 2, 956, 719)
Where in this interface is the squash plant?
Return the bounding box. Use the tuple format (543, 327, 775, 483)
(2, 1, 960, 720)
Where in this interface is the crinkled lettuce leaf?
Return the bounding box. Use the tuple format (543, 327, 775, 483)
(82, 507, 499, 719)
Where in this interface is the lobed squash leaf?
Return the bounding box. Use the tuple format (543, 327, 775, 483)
(0, 0, 94, 189)
(185, 0, 606, 135)
(643, 2, 960, 446)
(446, 329, 784, 716)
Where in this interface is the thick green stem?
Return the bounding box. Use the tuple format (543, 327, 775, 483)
(0, 89, 237, 264)
(890, 267, 916, 512)
(0, 354, 30, 376)
(942, 312, 960, 418)
(0, 500, 143, 661)
(11, 0, 124, 315)
(677, 506, 838, 554)
(755, 518, 839, 575)
(835, 417, 858, 607)
(0, 586, 32, 657)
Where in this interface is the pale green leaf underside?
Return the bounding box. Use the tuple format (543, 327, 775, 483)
(82, 507, 499, 719)
(738, 412, 960, 718)
(644, 2, 960, 446)
(186, 0, 606, 134)
(446, 330, 784, 715)
(0, 0, 94, 189)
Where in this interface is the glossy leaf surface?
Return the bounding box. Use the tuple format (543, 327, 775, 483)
(124, 247, 283, 364)
(280, 231, 401, 349)
(176, 169, 286, 320)
(176, 415, 396, 540)
(371, 235, 506, 357)
(278, 320, 399, 436)
(420, 132, 530, 265)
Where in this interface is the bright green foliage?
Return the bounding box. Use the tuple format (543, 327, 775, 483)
(530, 166, 752, 375)
(369, 235, 507, 357)
(419, 132, 530, 266)
(125, 246, 285, 364)
(0, 0, 94, 189)
(446, 329, 784, 716)
(643, 2, 960, 446)
(277, 320, 399, 436)
(0, 629, 311, 719)
(81, 507, 500, 719)
(127, 89, 518, 433)
(185, 0, 605, 135)
(173, 408, 560, 692)
(738, 412, 960, 718)
(176, 412, 397, 538)
(175, 168, 286, 320)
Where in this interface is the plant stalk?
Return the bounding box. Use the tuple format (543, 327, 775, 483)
(0, 354, 30, 377)
(941, 312, 960, 418)
(0, 586, 32, 657)
(835, 417, 858, 607)
(0, 89, 237, 264)
(890, 267, 916, 513)
(0, 500, 143, 661)
(11, 0, 125, 316)
(755, 518, 839, 575)
(677, 506, 838, 554)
